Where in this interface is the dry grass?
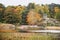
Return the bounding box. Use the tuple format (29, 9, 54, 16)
(45, 26, 60, 30)
(0, 33, 53, 40)
(0, 30, 17, 32)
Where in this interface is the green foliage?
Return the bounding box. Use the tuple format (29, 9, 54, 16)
(3, 6, 21, 24)
(0, 3, 5, 22)
(27, 3, 35, 10)
(55, 13, 60, 21)
(0, 3, 60, 25)
(21, 10, 29, 25)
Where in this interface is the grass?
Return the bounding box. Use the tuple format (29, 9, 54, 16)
(0, 32, 54, 40)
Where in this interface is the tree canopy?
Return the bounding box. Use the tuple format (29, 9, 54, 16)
(0, 3, 60, 25)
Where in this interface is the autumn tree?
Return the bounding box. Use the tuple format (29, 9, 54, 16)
(3, 6, 21, 24)
(26, 10, 42, 25)
(0, 3, 60, 25)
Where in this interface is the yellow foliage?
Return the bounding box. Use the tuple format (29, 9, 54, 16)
(14, 6, 25, 13)
(54, 7, 60, 13)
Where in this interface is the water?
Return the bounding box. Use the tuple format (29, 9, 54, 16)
(29, 30, 60, 33)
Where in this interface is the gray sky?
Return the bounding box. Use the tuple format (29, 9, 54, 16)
(0, 0, 60, 6)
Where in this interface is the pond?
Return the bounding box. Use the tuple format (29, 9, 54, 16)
(28, 30, 60, 33)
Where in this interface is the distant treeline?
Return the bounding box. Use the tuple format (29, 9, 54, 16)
(0, 3, 60, 25)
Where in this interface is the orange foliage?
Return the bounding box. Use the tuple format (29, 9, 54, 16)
(26, 10, 42, 25)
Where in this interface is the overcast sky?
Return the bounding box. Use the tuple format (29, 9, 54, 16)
(0, 0, 60, 6)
